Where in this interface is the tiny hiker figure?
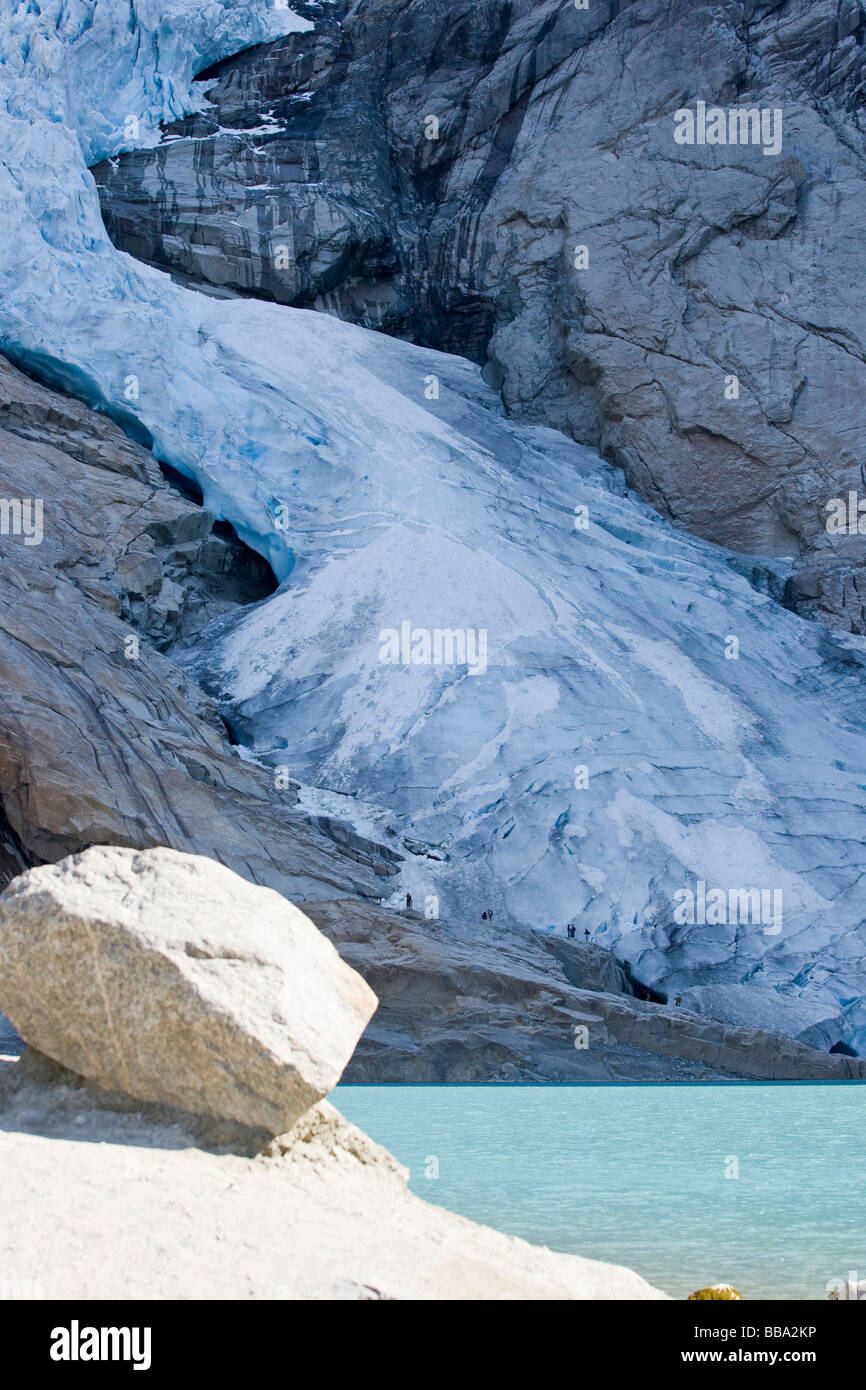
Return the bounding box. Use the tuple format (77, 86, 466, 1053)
(405, 892, 412, 910)
(583, 927, 590, 942)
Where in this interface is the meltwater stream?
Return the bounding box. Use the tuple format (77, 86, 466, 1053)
(335, 1084, 865, 1300)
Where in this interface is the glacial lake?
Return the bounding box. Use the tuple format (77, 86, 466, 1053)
(334, 1083, 865, 1300)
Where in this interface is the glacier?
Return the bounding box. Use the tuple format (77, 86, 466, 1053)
(2, 1, 866, 1051)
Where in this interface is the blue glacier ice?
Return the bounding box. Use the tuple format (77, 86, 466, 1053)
(2, 2, 866, 1050)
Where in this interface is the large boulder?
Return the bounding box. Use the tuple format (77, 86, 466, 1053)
(0, 846, 377, 1134)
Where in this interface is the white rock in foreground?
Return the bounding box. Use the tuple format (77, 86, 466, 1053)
(0, 1056, 666, 1301)
(0, 846, 377, 1133)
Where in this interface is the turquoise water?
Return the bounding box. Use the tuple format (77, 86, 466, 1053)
(334, 1084, 865, 1300)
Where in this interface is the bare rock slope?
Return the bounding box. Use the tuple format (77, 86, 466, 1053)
(309, 898, 866, 1082)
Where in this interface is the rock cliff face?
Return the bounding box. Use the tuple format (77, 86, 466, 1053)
(94, 0, 866, 631)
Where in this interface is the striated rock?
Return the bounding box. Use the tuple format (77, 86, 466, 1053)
(94, 0, 866, 632)
(0, 845, 378, 1133)
(542, 934, 632, 997)
(92, 4, 409, 334)
(0, 353, 275, 650)
(307, 900, 866, 1082)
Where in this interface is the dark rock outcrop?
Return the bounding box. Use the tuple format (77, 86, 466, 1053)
(94, 0, 866, 631)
